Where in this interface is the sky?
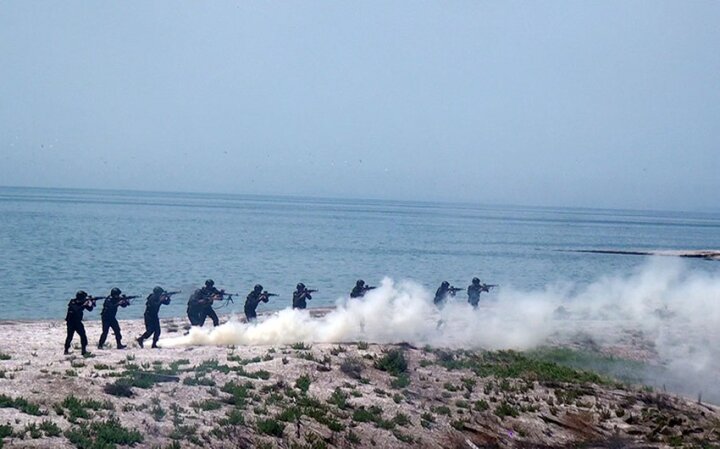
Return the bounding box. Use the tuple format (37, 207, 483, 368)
(1, 1, 718, 211)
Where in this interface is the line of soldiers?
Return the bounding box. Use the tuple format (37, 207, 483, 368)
(64, 277, 495, 354)
(64, 287, 178, 355)
(433, 277, 497, 307)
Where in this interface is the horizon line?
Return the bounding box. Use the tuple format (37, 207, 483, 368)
(0, 183, 714, 216)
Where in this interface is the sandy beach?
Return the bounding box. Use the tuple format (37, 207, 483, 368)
(1, 315, 719, 449)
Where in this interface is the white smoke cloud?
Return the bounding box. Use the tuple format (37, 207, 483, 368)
(160, 258, 720, 401)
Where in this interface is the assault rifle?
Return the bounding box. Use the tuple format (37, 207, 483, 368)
(362, 286, 377, 292)
(119, 295, 140, 305)
(447, 286, 464, 296)
(479, 284, 498, 293)
(214, 291, 241, 308)
(261, 291, 278, 300)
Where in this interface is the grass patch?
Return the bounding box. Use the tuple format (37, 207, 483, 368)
(0, 353, 11, 360)
(374, 349, 407, 376)
(340, 357, 365, 380)
(295, 374, 312, 393)
(0, 394, 45, 416)
(256, 418, 284, 437)
(65, 418, 143, 449)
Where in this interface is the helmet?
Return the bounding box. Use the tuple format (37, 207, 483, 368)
(254, 284, 263, 292)
(441, 281, 449, 288)
(297, 283, 305, 290)
(472, 277, 480, 284)
(153, 286, 164, 295)
(111, 287, 122, 297)
(356, 279, 365, 287)
(205, 279, 214, 287)
(75, 290, 87, 300)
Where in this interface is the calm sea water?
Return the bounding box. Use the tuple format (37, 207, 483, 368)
(1, 186, 718, 321)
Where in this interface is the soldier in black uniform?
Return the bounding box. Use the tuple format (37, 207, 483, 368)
(137, 286, 171, 349)
(64, 290, 95, 355)
(244, 284, 271, 322)
(467, 277, 483, 308)
(292, 283, 313, 309)
(434, 281, 462, 306)
(197, 279, 222, 327)
(186, 290, 202, 326)
(98, 287, 131, 349)
(350, 279, 375, 298)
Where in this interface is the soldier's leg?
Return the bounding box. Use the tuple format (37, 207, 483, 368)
(110, 319, 124, 348)
(77, 322, 89, 354)
(151, 316, 161, 348)
(208, 307, 219, 326)
(64, 322, 76, 354)
(98, 319, 110, 348)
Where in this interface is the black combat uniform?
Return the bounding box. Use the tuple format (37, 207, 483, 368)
(98, 288, 129, 349)
(350, 280, 369, 298)
(292, 283, 312, 309)
(467, 277, 483, 308)
(64, 291, 94, 355)
(187, 290, 203, 326)
(244, 284, 269, 322)
(196, 279, 221, 326)
(137, 287, 170, 348)
(434, 281, 451, 305)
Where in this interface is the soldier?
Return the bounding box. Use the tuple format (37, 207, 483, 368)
(98, 287, 133, 349)
(244, 284, 274, 322)
(186, 290, 203, 326)
(467, 277, 483, 308)
(434, 281, 462, 306)
(137, 286, 171, 349)
(64, 290, 96, 355)
(292, 283, 314, 310)
(350, 279, 375, 298)
(198, 279, 223, 326)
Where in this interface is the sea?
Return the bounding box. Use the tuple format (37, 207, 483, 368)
(1, 186, 719, 321)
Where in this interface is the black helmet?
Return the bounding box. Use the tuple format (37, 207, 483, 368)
(254, 284, 263, 292)
(205, 279, 214, 287)
(153, 286, 164, 295)
(441, 281, 449, 288)
(297, 283, 305, 290)
(356, 279, 365, 287)
(75, 290, 87, 300)
(472, 277, 480, 284)
(111, 287, 122, 297)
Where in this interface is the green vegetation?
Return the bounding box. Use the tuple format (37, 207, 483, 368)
(0, 353, 11, 360)
(57, 395, 113, 421)
(435, 349, 610, 385)
(374, 349, 407, 376)
(0, 394, 45, 416)
(494, 401, 520, 419)
(291, 342, 312, 350)
(65, 418, 143, 449)
(340, 356, 365, 380)
(296, 374, 312, 393)
(256, 418, 285, 437)
(104, 379, 134, 397)
(356, 341, 369, 350)
(390, 373, 411, 389)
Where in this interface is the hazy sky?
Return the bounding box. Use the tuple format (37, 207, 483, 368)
(1, 1, 718, 210)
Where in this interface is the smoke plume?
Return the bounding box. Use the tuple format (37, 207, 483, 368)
(161, 258, 720, 401)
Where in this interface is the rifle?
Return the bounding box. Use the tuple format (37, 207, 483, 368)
(304, 289, 318, 294)
(448, 286, 464, 295)
(363, 286, 377, 292)
(119, 295, 140, 305)
(479, 284, 498, 292)
(261, 292, 278, 299)
(163, 291, 182, 297)
(214, 291, 240, 309)
(85, 295, 105, 307)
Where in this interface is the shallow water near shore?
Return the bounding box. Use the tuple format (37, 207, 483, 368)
(1, 186, 719, 321)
